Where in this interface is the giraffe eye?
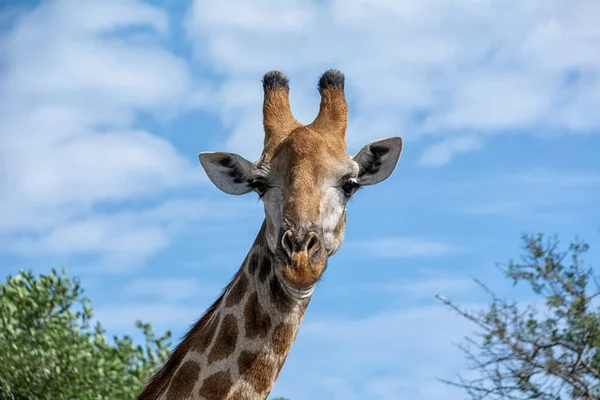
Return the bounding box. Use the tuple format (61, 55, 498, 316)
(249, 180, 268, 197)
(341, 180, 359, 198)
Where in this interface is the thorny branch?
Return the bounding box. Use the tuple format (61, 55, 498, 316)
(436, 234, 600, 400)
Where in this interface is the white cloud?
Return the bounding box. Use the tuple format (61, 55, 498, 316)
(0, 0, 202, 229)
(94, 304, 201, 331)
(123, 277, 222, 303)
(4, 0, 599, 271)
(0, 0, 213, 269)
(0, 198, 255, 273)
(357, 237, 465, 258)
(419, 136, 484, 167)
(6, 214, 168, 264)
(186, 0, 600, 163)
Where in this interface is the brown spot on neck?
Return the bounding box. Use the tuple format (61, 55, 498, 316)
(240, 353, 277, 395)
(165, 361, 200, 400)
(257, 256, 272, 283)
(271, 323, 296, 356)
(191, 314, 219, 354)
(244, 292, 272, 339)
(247, 253, 260, 276)
(198, 371, 232, 400)
(207, 314, 239, 363)
(136, 278, 232, 400)
(269, 275, 293, 313)
(229, 391, 251, 400)
(137, 221, 309, 400)
(225, 272, 249, 307)
(237, 350, 259, 376)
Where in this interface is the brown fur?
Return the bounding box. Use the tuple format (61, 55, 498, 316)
(165, 361, 200, 400)
(238, 350, 260, 376)
(138, 70, 353, 400)
(198, 371, 232, 399)
(241, 354, 276, 394)
(257, 256, 271, 283)
(308, 87, 348, 139)
(279, 251, 324, 289)
(271, 323, 295, 356)
(274, 128, 348, 222)
(207, 314, 239, 363)
(269, 129, 348, 289)
(262, 71, 302, 159)
(268, 275, 292, 313)
(309, 69, 348, 139)
(225, 273, 249, 307)
(244, 292, 272, 339)
(229, 391, 251, 400)
(136, 271, 238, 400)
(247, 253, 259, 275)
(262, 70, 347, 162)
(191, 313, 219, 353)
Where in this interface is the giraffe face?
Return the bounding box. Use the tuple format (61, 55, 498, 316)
(258, 128, 355, 275)
(199, 133, 402, 293)
(199, 70, 403, 294)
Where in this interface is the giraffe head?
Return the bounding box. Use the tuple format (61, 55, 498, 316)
(200, 70, 403, 298)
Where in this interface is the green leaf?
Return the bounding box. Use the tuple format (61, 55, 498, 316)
(0, 268, 173, 399)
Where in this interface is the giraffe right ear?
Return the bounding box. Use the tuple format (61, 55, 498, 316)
(352, 137, 403, 186)
(199, 152, 254, 195)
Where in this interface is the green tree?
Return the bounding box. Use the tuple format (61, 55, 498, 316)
(438, 234, 600, 399)
(0, 268, 171, 400)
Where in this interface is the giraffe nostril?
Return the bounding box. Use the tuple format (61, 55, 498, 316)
(281, 230, 321, 261)
(305, 232, 320, 256)
(281, 230, 294, 260)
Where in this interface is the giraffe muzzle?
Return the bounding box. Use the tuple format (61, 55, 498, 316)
(275, 227, 328, 291)
(281, 229, 321, 262)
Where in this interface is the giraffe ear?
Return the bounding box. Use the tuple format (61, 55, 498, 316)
(352, 137, 403, 186)
(199, 152, 254, 195)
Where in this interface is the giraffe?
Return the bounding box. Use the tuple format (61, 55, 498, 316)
(136, 69, 403, 400)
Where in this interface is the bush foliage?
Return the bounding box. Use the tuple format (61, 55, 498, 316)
(0, 268, 171, 400)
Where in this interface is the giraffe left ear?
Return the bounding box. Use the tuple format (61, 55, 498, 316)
(199, 152, 254, 195)
(353, 137, 403, 186)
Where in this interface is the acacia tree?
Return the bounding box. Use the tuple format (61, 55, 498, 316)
(438, 234, 600, 399)
(0, 268, 172, 400)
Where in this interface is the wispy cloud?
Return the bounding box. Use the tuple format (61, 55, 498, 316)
(419, 136, 484, 167)
(0, 1, 220, 272)
(95, 278, 225, 331)
(0, 198, 256, 273)
(356, 237, 466, 258)
(186, 0, 600, 162)
(94, 304, 201, 332)
(123, 277, 222, 303)
(0, 0, 203, 241)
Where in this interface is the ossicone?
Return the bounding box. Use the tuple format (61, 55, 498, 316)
(309, 69, 348, 140)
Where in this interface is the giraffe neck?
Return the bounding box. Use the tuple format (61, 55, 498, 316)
(138, 221, 312, 400)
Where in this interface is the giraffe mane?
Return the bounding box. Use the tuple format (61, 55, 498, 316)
(135, 272, 240, 400)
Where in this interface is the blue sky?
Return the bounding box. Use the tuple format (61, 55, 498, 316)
(1, 0, 600, 399)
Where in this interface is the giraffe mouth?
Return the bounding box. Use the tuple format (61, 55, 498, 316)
(274, 264, 320, 300)
(274, 269, 316, 299)
(282, 282, 316, 300)
(272, 242, 325, 300)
